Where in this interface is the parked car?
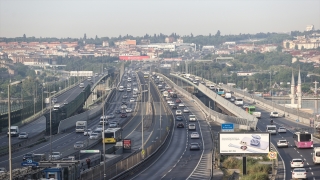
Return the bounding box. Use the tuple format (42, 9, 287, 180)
(18, 132, 28, 139)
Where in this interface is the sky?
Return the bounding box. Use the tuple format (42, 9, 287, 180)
(0, 0, 319, 38)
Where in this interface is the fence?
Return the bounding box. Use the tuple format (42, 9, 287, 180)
(79, 74, 174, 180)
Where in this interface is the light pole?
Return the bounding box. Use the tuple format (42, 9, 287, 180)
(44, 90, 56, 161)
(102, 100, 106, 179)
(8, 80, 22, 180)
(270, 72, 274, 110)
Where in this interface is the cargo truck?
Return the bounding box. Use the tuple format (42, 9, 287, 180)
(75, 121, 87, 133)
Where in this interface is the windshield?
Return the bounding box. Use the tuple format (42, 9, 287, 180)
(236, 99, 242, 101)
(268, 127, 276, 130)
(300, 134, 312, 141)
(190, 115, 195, 118)
(52, 152, 59, 155)
(105, 132, 114, 138)
(76, 126, 84, 129)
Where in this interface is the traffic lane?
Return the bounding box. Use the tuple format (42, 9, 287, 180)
(256, 118, 319, 179)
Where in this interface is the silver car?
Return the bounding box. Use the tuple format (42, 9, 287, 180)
(74, 141, 86, 149)
(18, 132, 28, 139)
(89, 133, 99, 140)
(109, 122, 118, 128)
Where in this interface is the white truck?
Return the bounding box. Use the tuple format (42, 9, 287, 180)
(252, 112, 261, 118)
(7, 126, 19, 137)
(225, 92, 232, 99)
(313, 147, 320, 164)
(49, 152, 62, 160)
(75, 121, 87, 133)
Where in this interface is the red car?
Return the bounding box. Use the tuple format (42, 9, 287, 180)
(175, 99, 181, 103)
(120, 113, 127, 118)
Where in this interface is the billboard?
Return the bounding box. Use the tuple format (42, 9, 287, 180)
(70, 71, 93, 77)
(123, 139, 131, 150)
(219, 132, 270, 154)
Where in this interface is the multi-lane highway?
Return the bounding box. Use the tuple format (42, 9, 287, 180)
(132, 78, 212, 180)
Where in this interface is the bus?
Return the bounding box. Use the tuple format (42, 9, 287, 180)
(293, 132, 313, 148)
(217, 88, 225, 96)
(103, 128, 122, 144)
(246, 106, 255, 114)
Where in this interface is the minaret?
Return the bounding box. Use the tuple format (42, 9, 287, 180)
(297, 68, 302, 108)
(290, 70, 295, 105)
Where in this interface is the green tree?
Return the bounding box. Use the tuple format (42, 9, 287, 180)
(276, 45, 282, 52)
(215, 30, 221, 37)
(83, 33, 87, 40)
(286, 42, 290, 49)
(295, 45, 298, 50)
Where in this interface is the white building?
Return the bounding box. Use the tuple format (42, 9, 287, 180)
(306, 25, 314, 31)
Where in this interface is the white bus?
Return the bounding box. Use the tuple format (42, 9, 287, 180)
(234, 97, 243, 106)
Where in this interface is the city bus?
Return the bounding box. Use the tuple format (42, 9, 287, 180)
(293, 132, 313, 148)
(103, 128, 122, 144)
(246, 106, 255, 114)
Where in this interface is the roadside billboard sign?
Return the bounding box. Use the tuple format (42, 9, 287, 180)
(70, 71, 93, 77)
(123, 139, 131, 150)
(221, 123, 234, 132)
(219, 132, 270, 154)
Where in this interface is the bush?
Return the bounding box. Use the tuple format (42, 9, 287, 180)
(222, 157, 241, 169)
(241, 172, 269, 180)
(248, 164, 270, 174)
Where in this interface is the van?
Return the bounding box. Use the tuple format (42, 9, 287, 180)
(313, 147, 320, 164)
(118, 86, 124, 92)
(209, 85, 215, 90)
(7, 126, 19, 137)
(225, 92, 232, 99)
(266, 125, 277, 135)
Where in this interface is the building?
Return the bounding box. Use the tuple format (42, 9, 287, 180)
(102, 41, 109, 47)
(165, 37, 175, 43)
(306, 25, 314, 31)
(119, 55, 149, 61)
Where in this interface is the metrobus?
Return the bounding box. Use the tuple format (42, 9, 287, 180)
(103, 128, 122, 144)
(217, 88, 225, 96)
(293, 132, 313, 148)
(246, 106, 255, 114)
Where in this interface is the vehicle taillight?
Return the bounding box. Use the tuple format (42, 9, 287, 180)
(304, 172, 307, 175)
(302, 161, 304, 164)
(292, 172, 294, 175)
(291, 162, 293, 164)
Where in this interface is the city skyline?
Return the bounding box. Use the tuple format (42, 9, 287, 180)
(0, 0, 320, 38)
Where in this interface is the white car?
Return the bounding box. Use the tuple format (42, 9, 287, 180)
(176, 110, 182, 115)
(188, 123, 196, 130)
(277, 140, 288, 148)
(49, 152, 62, 160)
(126, 108, 133, 113)
(190, 132, 200, 139)
(291, 168, 307, 179)
(169, 102, 175, 106)
(242, 104, 249, 109)
(89, 133, 99, 140)
(130, 98, 135, 102)
(18, 132, 28, 139)
(278, 127, 286, 133)
(167, 100, 174, 104)
(106, 113, 115, 119)
(270, 111, 279, 118)
(178, 103, 185, 107)
(83, 129, 92, 136)
(109, 122, 118, 128)
(132, 93, 138, 98)
(290, 158, 304, 168)
(189, 115, 196, 121)
(183, 108, 190, 113)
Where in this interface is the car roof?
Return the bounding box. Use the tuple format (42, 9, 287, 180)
(292, 158, 303, 161)
(292, 168, 306, 171)
(191, 143, 199, 145)
(76, 141, 83, 143)
(191, 132, 199, 134)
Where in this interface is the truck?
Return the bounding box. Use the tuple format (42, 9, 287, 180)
(313, 147, 320, 164)
(7, 126, 19, 137)
(75, 121, 87, 133)
(252, 112, 261, 118)
(49, 152, 62, 160)
(225, 92, 232, 99)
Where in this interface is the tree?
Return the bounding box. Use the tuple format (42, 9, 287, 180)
(276, 45, 282, 52)
(286, 42, 290, 49)
(215, 30, 221, 37)
(83, 33, 87, 40)
(23, 34, 26, 39)
(95, 35, 98, 40)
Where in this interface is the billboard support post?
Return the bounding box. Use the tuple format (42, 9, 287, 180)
(242, 155, 247, 175)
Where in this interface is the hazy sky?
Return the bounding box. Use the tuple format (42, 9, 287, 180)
(0, 0, 319, 38)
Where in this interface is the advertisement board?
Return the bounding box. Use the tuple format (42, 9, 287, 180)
(70, 71, 93, 77)
(123, 139, 131, 150)
(219, 132, 270, 154)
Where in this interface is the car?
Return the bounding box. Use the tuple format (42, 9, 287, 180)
(291, 168, 307, 179)
(188, 123, 196, 130)
(120, 113, 127, 118)
(178, 103, 185, 107)
(189, 115, 196, 121)
(167, 100, 174, 104)
(168, 102, 175, 106)
(18, 132, 28, 139)
(115, 109, 121, 114)
(133, 82, 137, 86)
(230, 97, 235, 102)
(177, 123, 185, 128)
(130, 98, 135, 102)
(243, 104, 249, 109)
(121, 104, 127, 109)
(176, 116, 184, 121)
(190, 143, 201, 150)
(290, 158, 304, 168)
(122, 94, 128, 99)
(109, 122, 118, 128)
(126, 108, 133, 113)
(183, 108, 190, 113)
(278, 127, 286, 133)
(49, 152, 62, 160)
(74, 141, 86, 149)
(270, 111, 279, 118)
(165, 96, 172, 100)
(176, 99, 181, 103)
(277, 140, 288, 148)
(190, 132, 200, 139)
(95, 125, 103, 131)
(132, 93, 138, 98)
(89, 133, 99, 140)
(63, 101, 68, 105)
(83, 129, 92, 136)
(23, 153, 34, 161)
(176, 110, 182, 115)
(172, 105, 178, 109)
(106, 113, 115, 119)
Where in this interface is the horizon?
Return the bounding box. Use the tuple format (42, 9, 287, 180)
(1, 0, 319, 39)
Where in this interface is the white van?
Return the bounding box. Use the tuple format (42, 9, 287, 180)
(234, 98, 243, 106)
(266, 125, 277, 135)
(7, 126, 19, 137)
(225, 92, 232, 99)
(209, 85, 215, 90)
(313, 147, 320, 164)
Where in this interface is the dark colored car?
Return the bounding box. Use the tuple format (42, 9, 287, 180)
(120, 113, 127, 118)
(172, 94, 177, 98)
(172, 105, 178, 109)
(176, 116, 183, 121)
(23, 153, 33, 161)
(122, 101, 127, 105)
(176, 99, 181, 103)
(177, 123, 184, 128)
(115, 109, 121, 114)
(190, 143, 201, 151)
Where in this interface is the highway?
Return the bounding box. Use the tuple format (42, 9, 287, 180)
(132, 78, 211, 180)
(0, 77, 99, 147)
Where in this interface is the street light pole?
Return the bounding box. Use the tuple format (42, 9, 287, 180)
(102, 101, 106, 179)
(8, 80, 22, 180)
